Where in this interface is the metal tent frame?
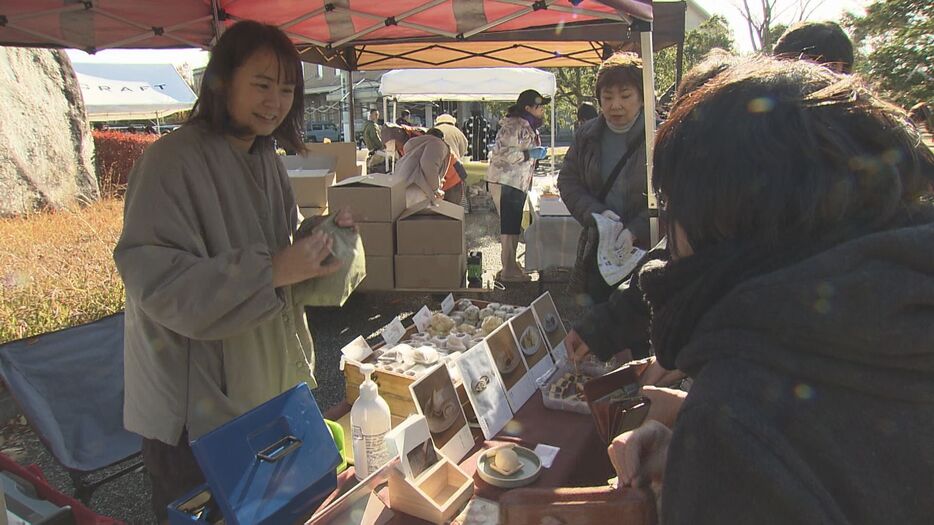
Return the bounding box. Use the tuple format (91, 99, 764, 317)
(0, 0, 687, 245)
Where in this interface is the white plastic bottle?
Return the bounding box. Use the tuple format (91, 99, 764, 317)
(351, 363, 392, 480)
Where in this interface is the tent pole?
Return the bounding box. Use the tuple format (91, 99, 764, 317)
(550, 101, 556, 176)
(383, 96, 390, 172)
(347, 70, 356, 141)
(639, 26, 659, 247)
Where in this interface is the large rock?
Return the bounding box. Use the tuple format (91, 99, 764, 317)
(0, 47, 98, 217)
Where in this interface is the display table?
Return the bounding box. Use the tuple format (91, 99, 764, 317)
(523, 176, 582, 272)
(320, 392, 612, 523)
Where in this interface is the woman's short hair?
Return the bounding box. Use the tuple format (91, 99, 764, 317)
(595, 52, 643, 100)
(675, 48, 737, 100)
(577, 101, 598, 122)
(654, 56, 933, 254)
(426, 128, 445, 140)
(773, 21, 854, 74)
(189, 20, 305, 153)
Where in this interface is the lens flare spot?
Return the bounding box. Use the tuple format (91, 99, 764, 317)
(747, 97, 775, 113)
(881, 148, 903, 165)
(503, 420, 523, 436)
(813, 298, 831, 314)
(793, 383, 814, 400)
(554, 21, 565, 36)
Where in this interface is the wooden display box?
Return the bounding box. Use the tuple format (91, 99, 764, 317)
(388, 459, 473, 524)
(343, 300, 492, 420)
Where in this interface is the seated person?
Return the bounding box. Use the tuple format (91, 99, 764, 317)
(608, 56, 934, 524)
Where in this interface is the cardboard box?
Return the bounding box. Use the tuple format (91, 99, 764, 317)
(394, 254, 466, 290)
(357, 222, 394, 257)
(283, 142, 359, 181)
(396, 200, 465, 256)
(304, 142, 360, 181)
(288, 169, 335, 208)
(299, 206, 328, 219)
(328, 174, 407, 223)
(358, 256, 394, 291)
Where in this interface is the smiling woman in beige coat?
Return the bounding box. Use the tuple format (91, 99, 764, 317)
(113, 21, 355, 521)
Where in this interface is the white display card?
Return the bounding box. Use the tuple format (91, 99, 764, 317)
(408, 364, 473, 463)
(381, 316, 407, 347)
(508, 308, 556, 383)
(484, 322, 535, 413)
(412, 306, 432, 333)
(452, 344, 512, 440)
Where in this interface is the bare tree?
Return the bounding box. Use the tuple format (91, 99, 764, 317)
(735, 0, 826, 52)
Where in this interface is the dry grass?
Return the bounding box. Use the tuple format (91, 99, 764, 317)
(0, 199, 125, 344)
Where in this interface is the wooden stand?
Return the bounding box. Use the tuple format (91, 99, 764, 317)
(388, 460, 473, 524)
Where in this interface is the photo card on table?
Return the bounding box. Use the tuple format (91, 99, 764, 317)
(384, 414, 442, 481)
(530, 292, 569, 362)
(452, 343, 513, 440)
(508, 307, 555, 382)
(409, 364, 473, 463)
(484, 321, 536, 413)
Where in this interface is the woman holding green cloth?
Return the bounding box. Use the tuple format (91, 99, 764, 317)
(113, 21, 358, 521)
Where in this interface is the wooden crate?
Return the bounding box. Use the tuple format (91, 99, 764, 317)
(343, 299, 497, 420)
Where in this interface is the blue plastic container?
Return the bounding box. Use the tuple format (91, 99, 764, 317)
(167, 384, 340, 524)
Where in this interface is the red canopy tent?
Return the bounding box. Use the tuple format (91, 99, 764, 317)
(0, 0, 684, 244)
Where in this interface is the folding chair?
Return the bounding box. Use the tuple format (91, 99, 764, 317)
(0, 313, 143, 503)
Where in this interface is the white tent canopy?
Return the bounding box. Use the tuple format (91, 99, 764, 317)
(379, 67, 559, 174)
(73, 63, 197, 122)
(378, 68, 556, 102)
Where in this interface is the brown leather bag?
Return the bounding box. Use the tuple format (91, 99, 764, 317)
(499, 486, 657, 525)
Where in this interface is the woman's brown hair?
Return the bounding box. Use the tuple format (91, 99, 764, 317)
(188, 20, 306, 153)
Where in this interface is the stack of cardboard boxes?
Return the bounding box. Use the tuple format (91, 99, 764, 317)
(285, 145, 467, 291)
(283, 142, 363, 219)
(329, 174, 408, 291)
(394, 200, 466, 290)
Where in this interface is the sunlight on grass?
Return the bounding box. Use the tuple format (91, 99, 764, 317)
(0, 199, 125, 343)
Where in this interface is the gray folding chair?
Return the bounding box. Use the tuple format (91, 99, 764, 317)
(0, 313, 142, 503)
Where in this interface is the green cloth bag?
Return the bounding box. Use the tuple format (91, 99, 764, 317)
(293, 215, 366, 307)
(325, 419, 349, 474)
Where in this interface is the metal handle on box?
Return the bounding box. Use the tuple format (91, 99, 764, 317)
(256, 435, 303, 463)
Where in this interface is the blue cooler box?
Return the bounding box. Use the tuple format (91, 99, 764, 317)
(168, 384, 341, 524)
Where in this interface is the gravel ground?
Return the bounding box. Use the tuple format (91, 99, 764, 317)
(0, 184, 588, 523)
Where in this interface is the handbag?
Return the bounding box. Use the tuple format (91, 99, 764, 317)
(568, 129, 646, 294)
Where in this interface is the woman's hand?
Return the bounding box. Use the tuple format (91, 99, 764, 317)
(608, 420, 672, 488)
(639, 356, 687, 387)
(565, 329, 591, 363)
(333, 206, 355, 229)
(641, 385, 686, 429)
(272, 230, 343, 287)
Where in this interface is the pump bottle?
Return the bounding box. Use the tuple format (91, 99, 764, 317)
(350, 363, 392, 480)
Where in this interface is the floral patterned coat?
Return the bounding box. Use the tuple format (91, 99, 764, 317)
(485, 115, 540, 192)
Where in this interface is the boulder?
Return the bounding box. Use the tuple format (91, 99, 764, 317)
(0, 47, 98, 217)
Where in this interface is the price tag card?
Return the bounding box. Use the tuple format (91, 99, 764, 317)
(413, 306, 432, 333)
(340, 336, 372, 363)
(381, 316, 407, 347)
(441, 293, 455, 314)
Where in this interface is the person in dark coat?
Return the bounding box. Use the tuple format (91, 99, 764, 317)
(609, 56, 934, 524)
(565, 49, 739, 366)
(558, 52, 649, 304)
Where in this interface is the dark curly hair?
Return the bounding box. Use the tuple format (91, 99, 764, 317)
(655, 56, 933, 256)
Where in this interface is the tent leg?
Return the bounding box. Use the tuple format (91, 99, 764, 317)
(384, 97, 390, 172)
(550, 102, 556, 176)
(639, 30, 659, 247)
(348, 73, 356, 140)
